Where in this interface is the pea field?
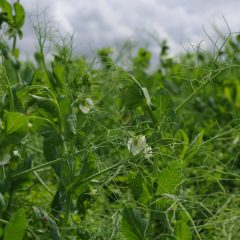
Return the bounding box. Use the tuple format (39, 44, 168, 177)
(0, 1, 240, 239)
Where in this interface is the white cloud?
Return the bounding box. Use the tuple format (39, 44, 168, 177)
(17, 0, 240, 58)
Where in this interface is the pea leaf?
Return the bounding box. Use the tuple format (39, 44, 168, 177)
(0, 193, 5, 209)
(152, 87, 176, 131)
(3, 111, 28, 143)
(156, 161, 182, 195)
(13, 2, 25, 29)
(175, 220, 192, 240)
(33, 207, 61, 240)
(0, 0, 13, 24)
(121, 84, 143, 108)
(121, 207, 147, 240)
(175, 129, 189, 161)
(185, 130, 204, 162)
(4, 111, 28, 135)
(52, 63, 65, 88)
(130, 172, 151, 204)
(4, 208, 26, 240)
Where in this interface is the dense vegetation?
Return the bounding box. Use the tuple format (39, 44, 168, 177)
(1, 1, 240, 239)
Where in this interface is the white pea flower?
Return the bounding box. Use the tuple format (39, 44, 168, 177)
(144, 146, 153, 159)
(13, 150, 20, 157)
(28, 122, 33, 128)
(79, 98, 94, 114)
(127, 135, 152, 159)
(0, 154, 10, 165)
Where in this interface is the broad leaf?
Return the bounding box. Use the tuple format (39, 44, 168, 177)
(4, 111, 28, 135)
(185, 130, 204, 162)
(0, 0, 13, 24)
(130, 172, 151, 204)
(156, 161, 182, 195)
(152, 87, 176, 131)
(121, 84, 143, 108)
(121, 207, 147, 240)
(33, 207, 61, 240)
(175, 220, 192, 240)
(0, 192, 5, 209)
(13, 2, 25, 29)
(175, 129, 189, 161)
(3, 111, 28, 143)
(4, 208, 26, 240)
(52, 63, 65, 88)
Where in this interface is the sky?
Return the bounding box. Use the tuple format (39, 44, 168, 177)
(16, 0, 240, 58)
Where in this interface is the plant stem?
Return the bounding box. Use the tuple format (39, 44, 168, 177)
(68, 160, 128, 192)
(1, 55, 14, 111)
(12, 36, 17, 55)
(175, 64, 240, 112)
(0, 218, 8, 224)
(12, 157, 63, 178)
(153, 158, 159, 177)
(61, 191, 72, 239)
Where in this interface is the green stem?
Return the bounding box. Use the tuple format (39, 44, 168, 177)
(12, 36, 17, 55)
(12, 157, 63, 179)
(153, 158, 158, 177)
(1, 55, 14, 111)
(61, 191, 72, 239)
(68, 158, 132, 192)
(0, 218, 8, 224)
(11, 36, 22, 85)
(39, 50, 55, 89)
(175, 64, 240, 112)
(6, 189, 14, 212)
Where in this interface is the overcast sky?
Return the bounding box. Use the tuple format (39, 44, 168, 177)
(17, 0, 240, 58)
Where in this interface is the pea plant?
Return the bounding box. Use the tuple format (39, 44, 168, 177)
(1, 1, 240, 240)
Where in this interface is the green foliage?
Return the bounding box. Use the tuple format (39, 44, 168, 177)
(121, 207, 148, 240)
(175, 220, 192, 240)
(4, 209, 26, 240)
(33, 207, 61, 239)
(3, 111, 28, 143)
(13, 2, 25, 29)
(1, 1, 240, 239)
(156, 161, 182, 196)
(0, 0, 25, 39)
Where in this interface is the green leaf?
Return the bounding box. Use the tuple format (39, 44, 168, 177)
(185, 130, 204, 162)
(13, 2, 25, 29)
(0, 153, 11, 166)
(130, 172, 151, 204)
(175, 130, 189, 161)
(4, 208, 26, 240)
(0, 192, 5, 209)
(121, 84, 143, 108)
(0, 0, 13, 24)
(152, 87, 176, 130)
(65, 114, 76, 137)
(4, 111, 28, 135)
(3, 111, 28, 143)
(52, 63, 65, 88)
(141, 87, 152, 107)
(71, 151, 97, 191)
(121, 207, 147, 240)
(175, 220, 192, 240)
(156, 161, 182, 195)
(33, 207, 61, 240)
